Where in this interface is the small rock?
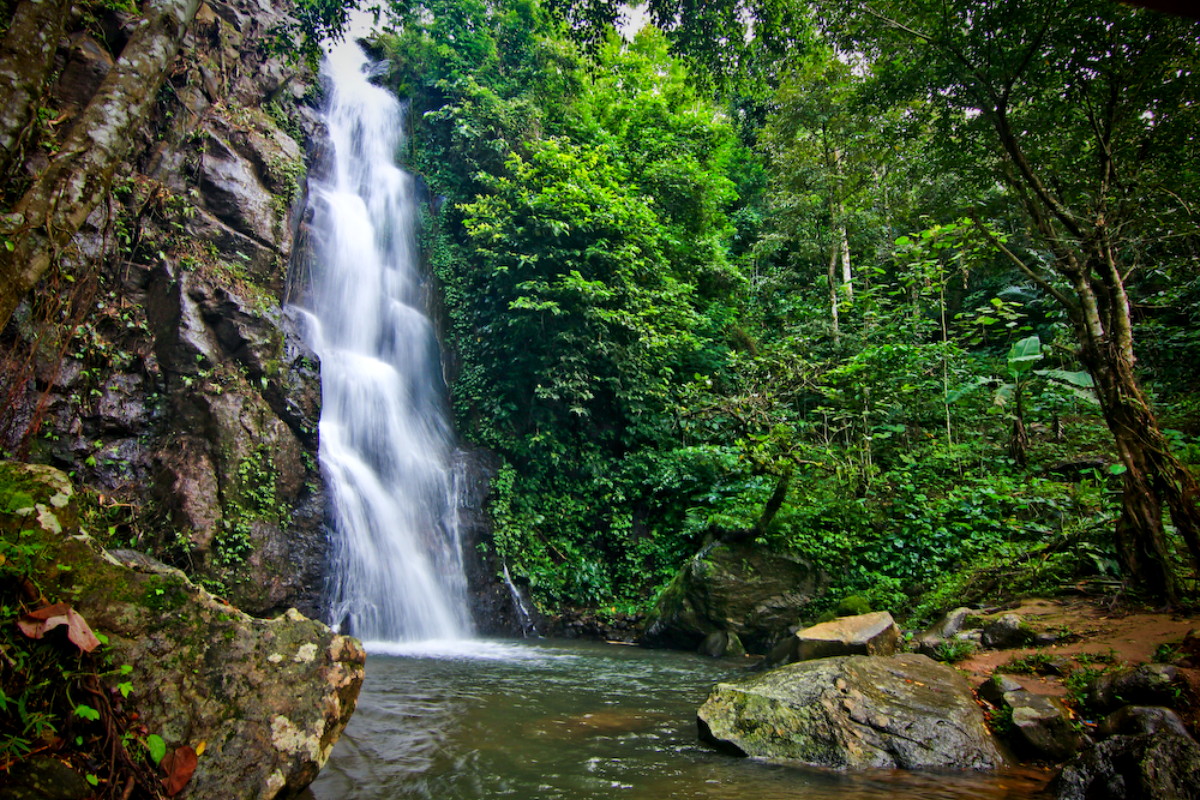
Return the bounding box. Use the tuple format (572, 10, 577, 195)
(978, 674, 1024, 706)
(981, 613, 1032, 649)
(1005, 690, 1084, 762)
(914, 607, 972, 656)
(783, 611, 901, 664)
(698, 630, 746, 658)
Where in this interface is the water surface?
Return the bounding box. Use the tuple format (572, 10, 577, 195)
(304, 640, 1049, 800)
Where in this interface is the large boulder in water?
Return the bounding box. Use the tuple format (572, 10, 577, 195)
(697, 653, 1004, 771)
(1, 462, 364, 799)
(641, 540, 824, 653)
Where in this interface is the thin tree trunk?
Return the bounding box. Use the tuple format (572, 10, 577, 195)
(0, 0, 73, 181)
(0, 0, 202, 329)
(837, 210, 852, 299)
(827, 236, 840, 343)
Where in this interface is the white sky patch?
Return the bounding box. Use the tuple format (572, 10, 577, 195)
(619, 2, 650, 40)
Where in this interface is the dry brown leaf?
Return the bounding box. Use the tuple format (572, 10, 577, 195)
(16, 602, 102, 653)
(162, 745, 198, 796)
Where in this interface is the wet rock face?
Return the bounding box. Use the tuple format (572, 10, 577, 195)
(642, 541, 825, 654)
(0, 0, 326, 617)
(2, 463, 364, 800)
(697, 654, 1005, 771)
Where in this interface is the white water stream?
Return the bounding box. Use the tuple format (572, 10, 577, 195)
(295, 27, 472, 643)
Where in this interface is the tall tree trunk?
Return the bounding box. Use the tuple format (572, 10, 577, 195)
(0, 0, 73, 182)
(1081, 334, 1200, 603)
(0, 0, 202, 329)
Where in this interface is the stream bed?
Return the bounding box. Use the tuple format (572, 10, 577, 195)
(302, 639, 1049, 800)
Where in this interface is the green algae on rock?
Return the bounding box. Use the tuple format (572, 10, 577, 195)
(697, 653, 1004, 771)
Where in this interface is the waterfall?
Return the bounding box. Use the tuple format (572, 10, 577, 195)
(296, 29, 473, 643)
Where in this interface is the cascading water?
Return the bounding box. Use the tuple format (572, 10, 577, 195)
(295, 28, 472, 644)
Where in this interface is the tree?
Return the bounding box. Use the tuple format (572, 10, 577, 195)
(760, 52, 875, 341)
(829, 0, 1200, 600)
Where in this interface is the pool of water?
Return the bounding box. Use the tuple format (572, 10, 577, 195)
(301, 639, 1049, 800)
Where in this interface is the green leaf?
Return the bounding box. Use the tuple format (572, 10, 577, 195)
(147, 733, 167, 765)
(118, 682, 133, 698)
(1035, 368, 1093, 388)
(86, 774, 99, 787)
(1006, 335, 1043, 376)
(1109, 463, 1128, 476)
(74, 704, 100, 721)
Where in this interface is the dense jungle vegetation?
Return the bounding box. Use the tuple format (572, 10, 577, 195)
(368, 0, 1200, 618)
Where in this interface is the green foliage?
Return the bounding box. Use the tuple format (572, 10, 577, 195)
(354, 0, 1199, 615)
(932, 639, 977, 664)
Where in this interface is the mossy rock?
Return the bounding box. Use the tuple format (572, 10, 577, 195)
(697, 653, 1005, 771)
(0, 462, 364, 800)
(641, 540, 826, 654)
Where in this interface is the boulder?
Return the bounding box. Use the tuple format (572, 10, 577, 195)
(1, 462, 364, 800)
(1087, 664, 1181, 713)
(770, 611, 901, 666)
(697, 653, 1004, 770)
(642, 540, 824, 653)
(1098, 706, 1192, 739)
(1005, 690, 1084, 762)
(1051, 731, 1200, 800)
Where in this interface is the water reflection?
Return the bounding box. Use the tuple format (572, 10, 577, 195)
(303, 641, 1049, 800)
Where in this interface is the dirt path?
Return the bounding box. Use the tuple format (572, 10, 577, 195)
(957, 597, 1199, 699)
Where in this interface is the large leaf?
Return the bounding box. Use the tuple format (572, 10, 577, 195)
(1006, 335, 1043, 377)
(1035, 368, 1094, 388)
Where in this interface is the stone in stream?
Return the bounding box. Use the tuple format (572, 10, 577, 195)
(768, 611, 901, 666)
(698, 630, 746, 658)
(697, 653, 1005, 770)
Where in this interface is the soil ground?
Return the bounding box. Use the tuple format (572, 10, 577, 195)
(957, 596, 1199, 700)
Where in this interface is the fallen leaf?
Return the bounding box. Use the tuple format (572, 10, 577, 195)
(17, 602, 102, 652)
(162, 745, 198, 796)
(194, 740, 206, 757)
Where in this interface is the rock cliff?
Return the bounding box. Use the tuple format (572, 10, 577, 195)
(0, 0, 327, 616)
